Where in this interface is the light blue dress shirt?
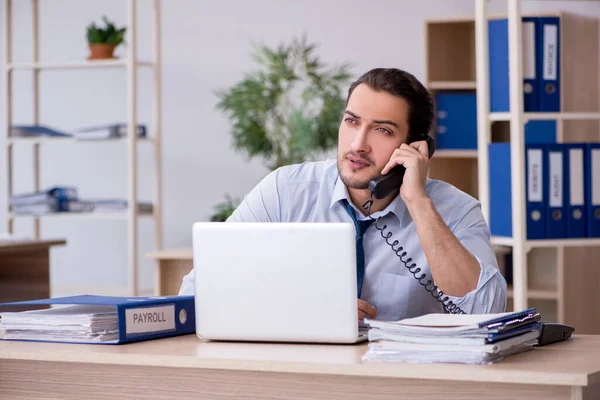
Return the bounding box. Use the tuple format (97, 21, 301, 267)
(179, 159, 508, 319)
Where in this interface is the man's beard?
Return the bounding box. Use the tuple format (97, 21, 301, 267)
(337, 152, 380, 190)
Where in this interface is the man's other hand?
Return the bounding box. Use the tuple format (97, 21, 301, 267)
(358, 299, 377, 321)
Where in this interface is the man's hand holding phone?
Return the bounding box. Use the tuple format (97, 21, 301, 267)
(380, 140, 431, 205)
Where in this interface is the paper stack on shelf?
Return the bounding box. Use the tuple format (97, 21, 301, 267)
(10, 186, 83, 215)
(73, 123, 147, 140)
(9, 187, 153, 216)
(87, 199, 153, 214)
(363, 308, 542, 365)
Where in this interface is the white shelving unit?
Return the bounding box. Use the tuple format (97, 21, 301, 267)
(425, 1, 600, 332)
(2, 0, 164, 296)
(474, 0, 600, 332)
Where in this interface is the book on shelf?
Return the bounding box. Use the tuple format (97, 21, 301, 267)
(363, 308, 543, 365)
(73, 123, 147, 140)
(0, 295, 195, 344)
(9, 125, 72, 138)
(11, 200, 93, 215)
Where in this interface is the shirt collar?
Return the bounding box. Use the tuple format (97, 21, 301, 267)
(330, 173, 408, 224)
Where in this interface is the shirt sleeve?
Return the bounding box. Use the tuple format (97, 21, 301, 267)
(443, 199, 508, 314)
(178, 168, 287, 296)
(227, 167, 285, 223)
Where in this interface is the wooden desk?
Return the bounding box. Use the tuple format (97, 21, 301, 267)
(1, 334, 599, 399)
(0, 239, 66, 311)
(146, 247, 192, 296)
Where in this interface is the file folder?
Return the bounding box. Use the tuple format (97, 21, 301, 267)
(545, 143, 566, 238)
(434, 92, 477, 150)
(526, 143, 547, 239)
(489, 17, 540, 112)
(522, 17, 539, 112)
(564, 144, 587, 238)
(488, 143, 512, 237)
(489, 18, 510, 112)
(524, 120, 556, 144)
(488, 143, 547, 239)
(585, 143, 600, 237)
(0, 295, 196, 344)
(537, 17, 560, 112)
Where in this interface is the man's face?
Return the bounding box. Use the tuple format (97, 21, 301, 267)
(337, 83, 410, 190)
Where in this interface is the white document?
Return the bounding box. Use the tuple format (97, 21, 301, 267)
(368, 331, 540, 354)
(0, 305, 119, 343)
(362, 311, 541, 365)
(379, 312, 510, 328)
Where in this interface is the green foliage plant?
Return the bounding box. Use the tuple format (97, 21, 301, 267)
(87, 16, 127, 46)
(211, 35, 353, 220)
(215, 34, 352, 171)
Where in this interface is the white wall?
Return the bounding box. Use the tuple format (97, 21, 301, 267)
(1, 0, 599, 296)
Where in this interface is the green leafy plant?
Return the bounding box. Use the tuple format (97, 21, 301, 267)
(210, 195, 240, 222)
(87, 16, 126, 45)
(211, 35, 352, 221)
(215, 34, 352, 170)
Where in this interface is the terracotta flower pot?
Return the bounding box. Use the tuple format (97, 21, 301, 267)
(88, 43, 117, 60)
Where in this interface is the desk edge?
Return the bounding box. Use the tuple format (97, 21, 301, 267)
(0, 349, 591, 387)
(0, 240, 67, 254)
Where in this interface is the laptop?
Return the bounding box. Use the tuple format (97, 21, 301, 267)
(192, 221, 367, 344)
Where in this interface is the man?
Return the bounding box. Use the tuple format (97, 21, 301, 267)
(180, 68, 507, 321)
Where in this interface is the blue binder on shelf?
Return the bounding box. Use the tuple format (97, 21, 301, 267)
(489, 143, 513, 237)
(434, 92, 477, 150)
(524, 120, 557, 144)
(489, 17, 540, 112)
(585, 143, 600, 237)
(0, 295, 196, 344)
(545, 143, 566, 238)
(488, 143, 547, 239)
(537, 17, 560, 112)
(564, 144, 587, 238)
(526, 143, 547, 239)
(523, 17, 540, 112)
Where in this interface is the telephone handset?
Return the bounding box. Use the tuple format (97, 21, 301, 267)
(362, 134, 467, 314)
(368, 134, 436, 200)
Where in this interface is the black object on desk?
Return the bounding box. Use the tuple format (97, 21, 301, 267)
(537, 323, 575, 346)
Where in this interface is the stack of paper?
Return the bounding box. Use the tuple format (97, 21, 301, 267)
(363, 309, 542, 365)
(0, 304, 119, 343)
(0, 295, 196, 345)
(73, 123, 147, 140)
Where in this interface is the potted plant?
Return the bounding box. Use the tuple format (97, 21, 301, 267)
(86, 16, 127, 60)
(212, 34, 353, 220)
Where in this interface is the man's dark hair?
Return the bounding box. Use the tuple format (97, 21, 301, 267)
(345, 68, 434, 143)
